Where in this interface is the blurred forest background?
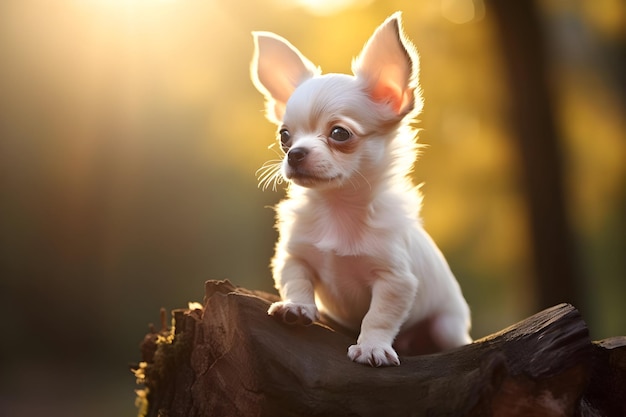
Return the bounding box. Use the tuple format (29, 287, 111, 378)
(0, 0, 624, 415)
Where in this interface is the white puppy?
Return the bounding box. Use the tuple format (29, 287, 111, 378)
(251, 12, 471, 367)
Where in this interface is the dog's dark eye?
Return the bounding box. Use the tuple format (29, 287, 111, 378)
(330, 126, 351, 142)
(279, 129, 291, 149)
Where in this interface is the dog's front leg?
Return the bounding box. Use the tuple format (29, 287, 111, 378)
(348, 271, 417, 366)
(268, 256, 319, 326)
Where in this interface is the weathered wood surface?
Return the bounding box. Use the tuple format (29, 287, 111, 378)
(134, 280, 626, 417)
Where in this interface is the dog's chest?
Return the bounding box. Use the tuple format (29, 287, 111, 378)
(283, 195, 406, 328)
(300, 199, 382, 257)
(305, 247, 376, 284)
(291, 201, 385, 286)
(304, 247, 376, 328)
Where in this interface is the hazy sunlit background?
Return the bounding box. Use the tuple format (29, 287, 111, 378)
(0, 0, 624, 415)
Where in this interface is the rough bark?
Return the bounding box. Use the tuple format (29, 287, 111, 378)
(133, 280, 626, 417)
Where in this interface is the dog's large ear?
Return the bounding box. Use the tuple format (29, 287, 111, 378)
(352, 12, 423, 118)
(251, 32, 320, 124)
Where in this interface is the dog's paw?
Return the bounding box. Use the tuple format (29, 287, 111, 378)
(267, 301, 319, 326)
(347, 342, 400, 367)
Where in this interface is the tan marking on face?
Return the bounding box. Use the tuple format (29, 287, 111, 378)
(327, 134, 360, 154)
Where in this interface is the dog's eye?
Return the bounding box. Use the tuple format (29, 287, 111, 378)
(279, 129, 291, 149)
(330, 126, 351, 142)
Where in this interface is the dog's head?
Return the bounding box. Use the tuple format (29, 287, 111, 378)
(251, 13, 422, 190)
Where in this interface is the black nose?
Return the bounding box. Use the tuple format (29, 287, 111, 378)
(287, 147, 308, 168)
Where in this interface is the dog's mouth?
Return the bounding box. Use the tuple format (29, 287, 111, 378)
(286, 170, 342, 187)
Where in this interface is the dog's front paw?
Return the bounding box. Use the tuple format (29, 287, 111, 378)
(348, 342, 400, 367)
(268, 301, 319, 326)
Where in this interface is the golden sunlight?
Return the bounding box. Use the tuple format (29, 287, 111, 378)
(280, 0, 373, 16)
(441, 0, 485, 24)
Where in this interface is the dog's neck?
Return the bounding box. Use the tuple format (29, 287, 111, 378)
(285, 172, 414, 256)
(293, 174, 412, 228)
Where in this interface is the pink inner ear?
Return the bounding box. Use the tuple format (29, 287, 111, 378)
(371, 82, 409, 114)
(369, 66, 412, 115)
(371, 83, 402, 112)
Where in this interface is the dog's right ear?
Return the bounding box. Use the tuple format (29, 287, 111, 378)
(352, 12, 422, 120)
(251, 32, 320, 124)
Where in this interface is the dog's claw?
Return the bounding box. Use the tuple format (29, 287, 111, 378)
(284, 310, 299, 324)
(348, 343, 400, 367)
(268, 301, 319, 326)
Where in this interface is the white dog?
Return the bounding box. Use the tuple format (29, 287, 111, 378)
(251, 12, 471, 366)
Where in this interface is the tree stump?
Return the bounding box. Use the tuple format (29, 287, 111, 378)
(133, 280, 626, 417)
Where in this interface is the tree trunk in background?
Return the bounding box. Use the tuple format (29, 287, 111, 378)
(486, 0, 584, 312)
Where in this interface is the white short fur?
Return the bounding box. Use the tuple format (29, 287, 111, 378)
(251, 12, 471, 367)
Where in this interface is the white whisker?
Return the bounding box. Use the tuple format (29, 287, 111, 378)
(352, 169, 372, 192)
(268, 142, 285, 159)
(256, 159, 284, 191)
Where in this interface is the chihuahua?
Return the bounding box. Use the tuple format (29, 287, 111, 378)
(251, 12, 471, 367)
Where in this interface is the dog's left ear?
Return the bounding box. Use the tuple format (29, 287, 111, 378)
(352, 12, 423, 118)
(251, 32, 320, 124)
